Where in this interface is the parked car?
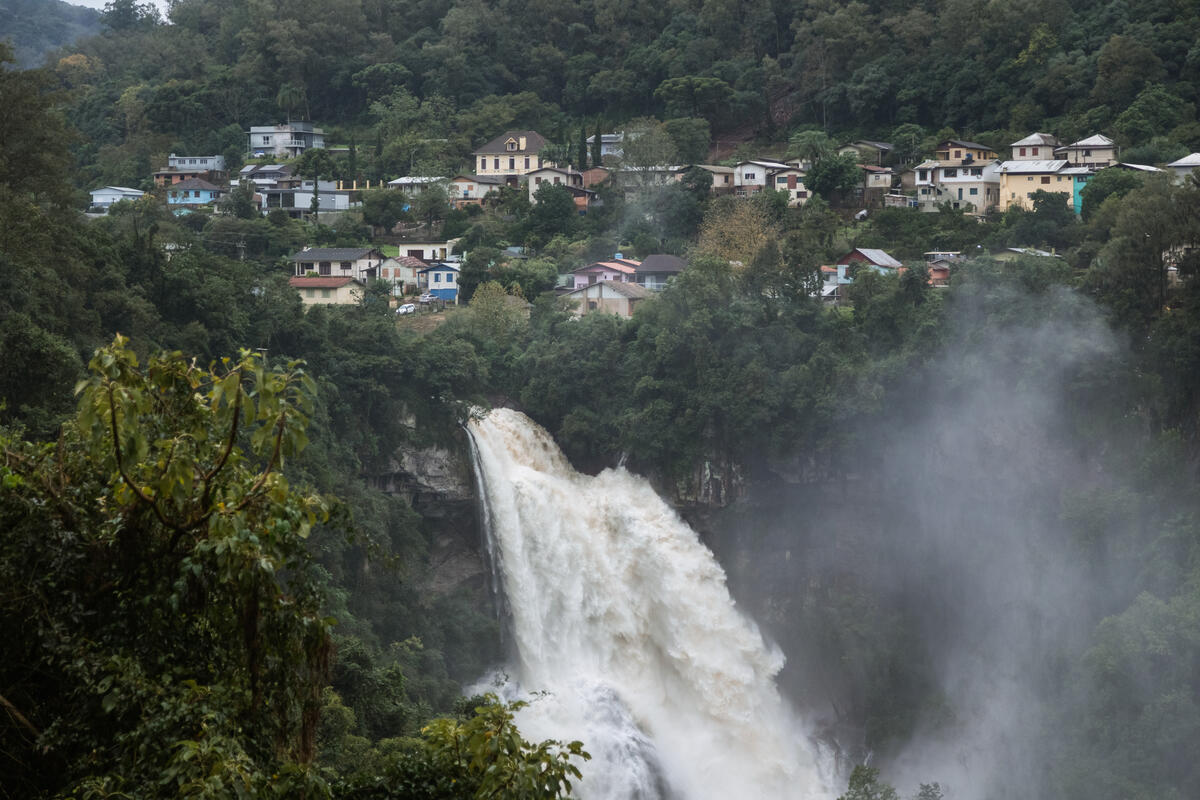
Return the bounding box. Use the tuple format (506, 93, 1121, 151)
(418, 293, 435, 304)
(395, 303, 416, 315)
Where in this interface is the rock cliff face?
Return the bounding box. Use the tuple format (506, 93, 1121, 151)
(372, 434, 488, 600)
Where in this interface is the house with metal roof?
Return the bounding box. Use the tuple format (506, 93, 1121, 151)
(290, 247, 386, 280)
(289, 276, 364, 307)
(1009, 133, 1061, 161)
(1055, 134, 1118, 167)
(996, 159, 1072, 212)
(89, 186, 144, 211)
(836, 248, 903, 270)
(564, 280, 652, 318)
(418, 263, 460, 302)
(1166, 153, 1200, 183)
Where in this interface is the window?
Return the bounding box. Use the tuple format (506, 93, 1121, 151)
(588, 301, 598, 310)
(321, 289, 331, 298)
(954, 150, 961, 159)
(1056, 176, 1063, 182)
(306, 288, 315, 297)
(524, 157, 530, 169)
(480, 158, 487, 171)
(434, 274, 441, 283)
(1019, 147, 1026, 156)
(777, 177, 788, 184)
(1084, 149, 1091, 157)
(971, 168, 982, 176)
(944, 168, 957, 178)
(723, 175, 730, 184)
(1027, 177, 1034, 182)
(918, 170, 928, 181)
(969, 187, 978, 195)
(797, 191, 808, 198)
(494, 158, 499, 169)
(1041, 176, 1050, 184)
(506, 140, 517, 151)
(319, 261, 331, 275)
(553, 177, 560, 184)
(745, 172, 756, 180)
(1032, 147, 1039, 156)
(340, 261, 351, 271)
(509, 157, 515, 169)
(535, 177, 542, 185)
(261, 136, 270, 145)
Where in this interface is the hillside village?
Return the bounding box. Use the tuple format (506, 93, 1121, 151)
(86, 119, 1200, 316)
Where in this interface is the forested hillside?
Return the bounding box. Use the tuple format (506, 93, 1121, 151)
(0, 0, 99, 68)
(4, 0, 1200, 798)
(48, 0, 1200, 187)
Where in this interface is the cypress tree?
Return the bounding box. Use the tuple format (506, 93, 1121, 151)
(591, 119, 603, 167)
(578, 124, 588, 170)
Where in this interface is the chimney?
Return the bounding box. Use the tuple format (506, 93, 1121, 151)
(519, 136, 527, 150)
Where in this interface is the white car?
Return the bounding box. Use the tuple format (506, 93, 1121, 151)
(418, 293, 436, 304)
(395, 303, 417, 315)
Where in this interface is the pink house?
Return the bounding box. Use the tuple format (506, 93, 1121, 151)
(571, 257, 641, 289)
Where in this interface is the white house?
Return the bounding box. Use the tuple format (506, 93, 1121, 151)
(89, 186, 144, 211)
(734, 160, 790, 196)
(394, 240, 460, 262)
(247, 122, 325, 158)
(419, 264, 460, 302)
(1166, 153, 1200, 183)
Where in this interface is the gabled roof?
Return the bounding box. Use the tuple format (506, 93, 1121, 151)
(389, 255, 428, 268)
(417, 263, 460, 274)
(387, 176, 446, 187)
(573, 259, 640, 274)
(914, 160, 941, 170)
(1115, 163, 1162, 172)
(291, 247, 380, 262)
(996, 160, 1068, 173)
(737, 160, 791, 170)
(849, 248, 902, 268)
(847, 140, 893, 150)
(860, 164, 892, 173)
(638, 254, 686, 273)
(565, 280, 652, 299)
(92, 186, 143, 196)
(289, 276, 360, 288)
(1167, 153, 1200, 168)
(475, 130, 546, 155)
(939, 139, 996, 152)
(1011, 133, 1060, 147)
(169, 178, 222, 192)
(452, 173, 507, 184)
(1062, 134, 1114, 148)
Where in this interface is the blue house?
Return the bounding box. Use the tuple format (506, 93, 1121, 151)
(166, 177, 225, 214)
(419, 263, 460, 303)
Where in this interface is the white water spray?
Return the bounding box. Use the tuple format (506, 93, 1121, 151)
(466, 408, 833, 800)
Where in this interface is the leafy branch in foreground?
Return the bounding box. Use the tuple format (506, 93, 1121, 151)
(0, 336, 333, 797)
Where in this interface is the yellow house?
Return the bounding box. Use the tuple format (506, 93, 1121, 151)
(289, 276, 364, 307)
(995, 160, 1072, 211)
(933, 139, 999, 165)
(474, 130, 549, 180)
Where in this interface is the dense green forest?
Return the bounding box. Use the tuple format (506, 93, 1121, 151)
(5, 0, 1200, 797)
(0, 0, 99, 69)
(8, 0, 1197, 188)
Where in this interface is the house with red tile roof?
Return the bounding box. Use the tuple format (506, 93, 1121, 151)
(571, 257, 641, 289)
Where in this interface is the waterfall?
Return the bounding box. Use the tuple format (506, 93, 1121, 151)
(466, 408, 833, 800)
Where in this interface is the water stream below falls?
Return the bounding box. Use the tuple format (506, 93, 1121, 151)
(466, 408, 834, 800)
